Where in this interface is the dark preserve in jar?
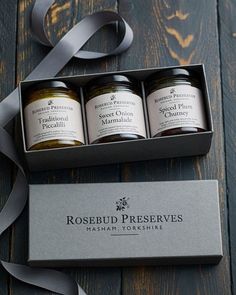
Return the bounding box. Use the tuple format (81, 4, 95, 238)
(85, 74, 147, 144)
(145, 68, 207, 137)
(23, 81, 85, 151)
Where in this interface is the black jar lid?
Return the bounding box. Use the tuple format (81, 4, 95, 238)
(146, 68, 200, 88)
(26, 80, 77, 94)
(86, 74, 140, 93)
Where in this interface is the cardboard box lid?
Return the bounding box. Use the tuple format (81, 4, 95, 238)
(28, 180, 222, 267)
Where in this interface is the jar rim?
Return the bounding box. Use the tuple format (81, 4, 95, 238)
(86, 74, 139, 91)
(146, 68, 200, 84)
(25, 80, 77, 94)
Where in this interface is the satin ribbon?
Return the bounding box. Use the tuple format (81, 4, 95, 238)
(0, 1, 133, 294)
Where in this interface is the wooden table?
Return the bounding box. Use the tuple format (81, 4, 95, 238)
(0, 0, 236, 294)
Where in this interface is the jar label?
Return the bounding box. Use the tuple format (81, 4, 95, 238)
(86, 92, 147, 143)
(24, 97, 85, 149)
(147, 85, 207, 136)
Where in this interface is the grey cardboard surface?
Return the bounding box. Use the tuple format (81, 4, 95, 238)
(19, 64, 213, 171)
(28, 180, 222, 267)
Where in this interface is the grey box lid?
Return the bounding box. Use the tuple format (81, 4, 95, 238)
(28, 180, 222, 267)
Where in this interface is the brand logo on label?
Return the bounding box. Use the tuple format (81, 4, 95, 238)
(66, 195, 184, 235)
(170, 88, 175, 94)
(116, 197, 130, 211)
(110, 94, 116, 101)
(48, 100, 53, 105)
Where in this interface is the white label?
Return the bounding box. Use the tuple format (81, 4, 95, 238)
(147, 85, 207, 136)
(24, 97, 85, 149)
(86, 92, 147, 143)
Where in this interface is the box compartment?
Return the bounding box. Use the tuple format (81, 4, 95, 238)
(19, 64, 213, 171)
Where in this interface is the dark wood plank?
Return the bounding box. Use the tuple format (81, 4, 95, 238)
(3, 0, 232, 295)
(218, 0, 236, 294)
(0, 1, 18, 294)
(118, 0, 231, 294)
(11, 1, 121, 295)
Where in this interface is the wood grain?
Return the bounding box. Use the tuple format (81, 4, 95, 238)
(0, 1, 18, 294)
(118, 0, 231, 294)
(0, 0, 233, 294)
(218, 0, 236, 294)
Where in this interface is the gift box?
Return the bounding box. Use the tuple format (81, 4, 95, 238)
(19, 64, 213, 171)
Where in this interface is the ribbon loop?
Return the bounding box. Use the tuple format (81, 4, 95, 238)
(1, 261, 80, 295)
(31, 0, 133, 59)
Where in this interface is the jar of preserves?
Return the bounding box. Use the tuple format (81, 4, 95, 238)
(23, 80, 85, 150)
(85, 74, 147, 144)
(145, 68, 207, 137)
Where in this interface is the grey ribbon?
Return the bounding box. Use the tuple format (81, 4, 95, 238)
(0, 1, 133, 294)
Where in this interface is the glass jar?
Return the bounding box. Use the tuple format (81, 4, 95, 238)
(145, 68, 207, 137)
(24, 80, 85, 150)
(85, 74, 147, 144)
